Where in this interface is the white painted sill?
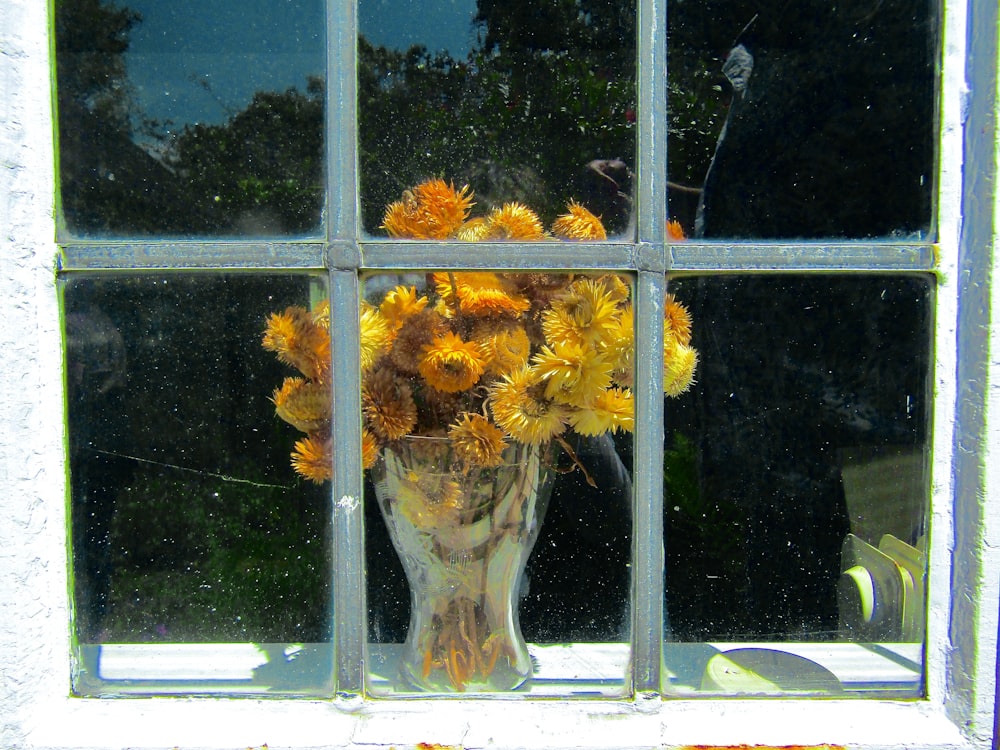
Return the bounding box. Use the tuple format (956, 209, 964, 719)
(25, 692, 972, 750)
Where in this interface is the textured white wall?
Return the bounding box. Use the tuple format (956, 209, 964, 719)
(0, 0, 72, 746)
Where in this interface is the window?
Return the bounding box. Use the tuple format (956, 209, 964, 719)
(2, 0, 998, 745)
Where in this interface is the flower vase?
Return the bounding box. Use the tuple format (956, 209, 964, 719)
(370, 437, 553, 692)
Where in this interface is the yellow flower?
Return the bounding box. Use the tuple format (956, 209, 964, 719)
(363, 367, 418, 441)
(488, 366, 568, 445)
(570, 387, 634, 435)
(531, 341, 614, 407)
(484, 202, 546, 240)
(473, 321, 532, 376)
(290, 435, 333, 484)
(448, 413, 508, 469)
(664, 338, 698, 397)
(605, 303, 635, 385)
(360, 303, 393, 372)
(272, 377, 331, 433)
(542, 277, 621, 348)
(396, 471, 465, 529)
(418, 332, 487, 393)
(455, 217, 492, 242)
(664, 294, 693, 346)
(379, 285, 428, 330)
(551, 200, 607, 240)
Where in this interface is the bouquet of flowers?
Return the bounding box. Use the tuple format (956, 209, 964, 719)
(264, 178, 697, 483)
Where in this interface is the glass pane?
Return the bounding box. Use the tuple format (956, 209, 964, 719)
(667, 0, 936, 239)
(662, 275, 932, 697)
(65, 274, 332, 695)
(358, 0, 636, 237)
(54, 0, 325, 237)
(361, 272, 636, 695)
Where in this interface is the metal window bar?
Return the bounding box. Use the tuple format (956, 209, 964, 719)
(52, 0, 942, 700)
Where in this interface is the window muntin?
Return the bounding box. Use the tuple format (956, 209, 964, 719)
(54, 0, 940, 701)
(54, 0, 326, 237)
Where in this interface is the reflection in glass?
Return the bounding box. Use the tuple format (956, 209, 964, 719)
(54, 0, 325, 236)
(667, 0, 936, 239)
(358, 0, 637, 237)
(662, 275, 931, 697)
(64, 274, 331, 693)
(360, 272, 645, 694)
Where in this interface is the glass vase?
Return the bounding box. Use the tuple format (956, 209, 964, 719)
(370, 436, 552, 692)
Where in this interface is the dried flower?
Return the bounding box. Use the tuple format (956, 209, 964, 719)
(381, 179, 474, 239)
(483, 202, 546, 240)
(552, 200, 608, 240)
(360, 303, 393, 372)
(272, 377, 331, 433)
(664, 293, 693, 346)
(291, 435, 333, 484)
(542, 277, 621, 349)
(419, 332, 487, 393)
(363, 366, 418, 441)
(667, 218, 687, 242)
(448, 413, 508, 469)
(265, 180, 699, 486)
(488, 366, 569, 445)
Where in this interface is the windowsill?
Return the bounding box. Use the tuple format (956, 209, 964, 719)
(78, 640, 921, 698)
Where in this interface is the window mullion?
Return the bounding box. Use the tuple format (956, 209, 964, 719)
(329, 268, 367, 694)
(632, 268, 666, 694)
(637, 0, 667, 245)
(328, 0, 359, 241)
(631, 0, 667, 695)
(328, 0, 364, 694)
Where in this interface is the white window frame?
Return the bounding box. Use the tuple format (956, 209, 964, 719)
(2, 0, 998, 746)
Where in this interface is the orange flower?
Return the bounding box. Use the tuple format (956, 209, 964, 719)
(448, 413, 508, 469)
(433, 272, 531, 317)
(262, 305, 330, 382)
(664, 294, 693, 346)
(362, 428, 380, 469)
(389, 308, 449, 374)
(290, 435, 333, 484)
(381, 179, 474, 239)
(474, 321, 532, 376)
(418, 332, 487, 393)
(667, 218, 687, 241)
(552, 200, 607, 240)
